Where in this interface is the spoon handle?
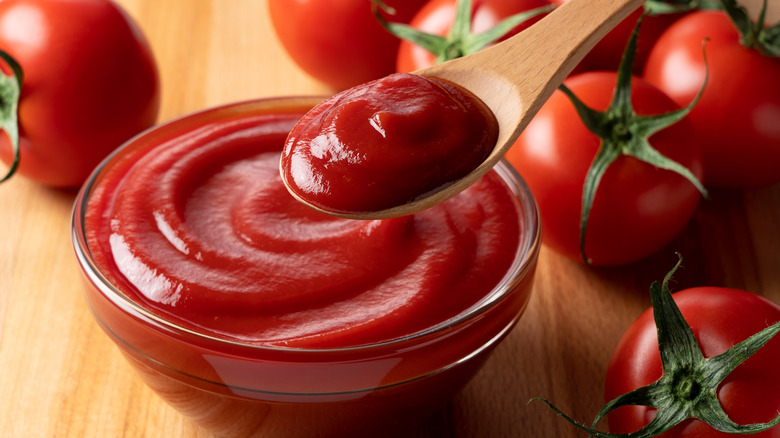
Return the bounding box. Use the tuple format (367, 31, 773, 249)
(321, 0, 647, 220)
(419, 0, 645, 144)
(465, 0, 644, 84)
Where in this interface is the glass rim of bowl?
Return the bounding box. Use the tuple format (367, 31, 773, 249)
(71, 96, 542, 354)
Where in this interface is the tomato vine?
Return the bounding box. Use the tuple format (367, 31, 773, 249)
(0, 49, 22, 183)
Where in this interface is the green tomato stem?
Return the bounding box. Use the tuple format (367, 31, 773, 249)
(0, 49, 22, 183)
(721, 0, 780, 57)
(371, 0, 554, 64)
(531, 254, 780, 437)
(644, 0, 722, 14)
(558, 14, 708, 264)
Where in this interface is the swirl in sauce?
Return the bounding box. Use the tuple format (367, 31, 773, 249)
(86, 107, 520, 348)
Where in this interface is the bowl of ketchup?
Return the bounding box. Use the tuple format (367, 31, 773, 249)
(71, 96, 541, 438)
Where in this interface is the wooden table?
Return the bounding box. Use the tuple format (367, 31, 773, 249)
(1, 1, 778, 437)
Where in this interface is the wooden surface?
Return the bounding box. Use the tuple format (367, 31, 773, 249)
(1, 1, 778, 437)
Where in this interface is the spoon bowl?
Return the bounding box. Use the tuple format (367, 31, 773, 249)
(291, 0, 645, 219)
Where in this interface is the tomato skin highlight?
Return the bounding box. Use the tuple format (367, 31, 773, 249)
(505, 72, 704, 266)
(395, 0, 552, 73)
(268, 0, 423, 90)
(643, 10, 780, 189)
(0, 0, 161, 188)
(605, 287, 780, 437)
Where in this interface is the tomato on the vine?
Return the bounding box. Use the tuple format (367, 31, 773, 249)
(605, 285, 780, 437)
(534, 255, 780, 437)
(505, 15, 709, 266)
(643, 5, 780, 189)
(504, 71, 705, 266)
(507, 74, 704, 266)
(393, 0, 553, 72)
(267, 0, 423, 90)
(0, 0, 160, 188)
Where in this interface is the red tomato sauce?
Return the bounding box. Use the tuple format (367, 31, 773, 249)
(84, 104, 519, 349)
(280, 72, 498, 214)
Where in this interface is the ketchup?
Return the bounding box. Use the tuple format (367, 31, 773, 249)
(281, 72, 498, 214)
(84, 104, 520, 349)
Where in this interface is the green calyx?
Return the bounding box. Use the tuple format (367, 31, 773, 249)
(371, 0, 554, 65)
(531, 254, 780, 438)
(643, 0, 722, 14)
(0, 48, 22, 183)
(720, 0, 780, 57)
(560, 15, 709, 264)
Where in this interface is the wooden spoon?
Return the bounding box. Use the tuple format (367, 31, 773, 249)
(290, 0, 645, 219)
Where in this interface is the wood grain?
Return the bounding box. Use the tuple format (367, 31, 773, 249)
(0, 1, 777, 437)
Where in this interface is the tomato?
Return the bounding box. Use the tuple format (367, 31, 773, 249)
(533, 257, 780, 436)
(605, 286, 780, 437)
(267, 0, 423, 90)
(643, 10, 780, 189)
(0, 0, 160, 188)
(395, 0, 552, 72)
(505, 72, 704, 266)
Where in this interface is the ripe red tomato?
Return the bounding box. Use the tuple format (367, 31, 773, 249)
(0, 0, 160, 188)
(396, 0, 552, 72)
(643, 10, 780, 189)
(268, 0, 423, 90)
(505, 72, 704, 266)
(605, 287, 780, 437)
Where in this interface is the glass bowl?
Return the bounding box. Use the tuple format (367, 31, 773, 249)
(71, 96, 541, 438)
